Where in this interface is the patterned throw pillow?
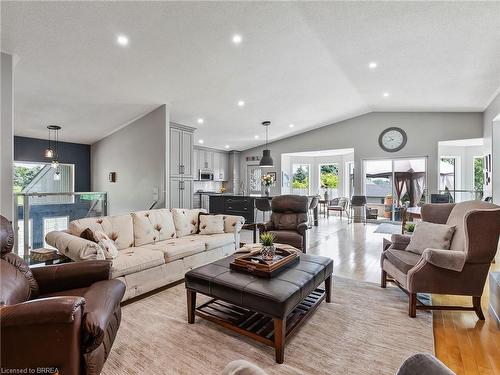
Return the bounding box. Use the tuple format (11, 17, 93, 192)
(172, 209, 205, 237)
(81, 228, 118, 259)
(199, 215, 225, 235)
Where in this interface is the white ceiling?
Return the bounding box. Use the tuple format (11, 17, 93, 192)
(2, 1, 500, 149)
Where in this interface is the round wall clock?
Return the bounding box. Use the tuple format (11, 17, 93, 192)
(378, 127, 407, 152)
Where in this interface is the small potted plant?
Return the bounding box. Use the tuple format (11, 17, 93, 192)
(260, 232, 276, 261)
(404, 223, 416, 235)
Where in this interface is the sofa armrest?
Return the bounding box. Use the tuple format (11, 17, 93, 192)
(1, 297, 85, 372)
(297, 222, 308, 236)
(223, 360, 269, 375)
(257, 222, 275, 234)
(421, 248, 466, 272)
(390, 234, 412, 250)
(32, 260, 112, 294)
(397, 353, 455, 375)
(81, 279, 125, 352)
(0, 296, 85, 327)
(46, 230, 104, 261)
(223, 215, 246, 233)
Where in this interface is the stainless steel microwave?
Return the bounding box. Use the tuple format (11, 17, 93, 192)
(199, 169, 214, 181)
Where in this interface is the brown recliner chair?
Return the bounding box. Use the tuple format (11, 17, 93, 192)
(257, 195, 309, 252)
(0, 215, 125, 374)
(381, 201, 500, 318)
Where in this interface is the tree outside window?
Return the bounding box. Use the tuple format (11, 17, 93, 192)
(292, 164, 310, 194)
(473, 157, 484, 198)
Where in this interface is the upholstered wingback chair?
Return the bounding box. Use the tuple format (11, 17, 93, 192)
(257, 195, 309, 252)
(0, 215, 125, 374)
(381, 201, 500, 318)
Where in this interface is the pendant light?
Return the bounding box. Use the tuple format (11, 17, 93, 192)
(259, 121, 274, 168)
(44, 125, 61, 160)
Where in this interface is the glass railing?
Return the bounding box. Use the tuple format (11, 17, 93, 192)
(13, 192, 107, 257)
(437, 190, 483, 203)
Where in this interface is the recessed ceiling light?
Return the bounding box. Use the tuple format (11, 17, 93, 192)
(383, 92, 390, 98)
(369, 62, 377, 69)
(254, 135, 259, 139)
(197, 118, 204, 124)
(198, 139, 204, 144)
(225, 145, 230, 149)
(289, 124, 295, 128)
(116, 35, 129, 46)
(232, 34, 242, 45)
(237, 100, 245, 107)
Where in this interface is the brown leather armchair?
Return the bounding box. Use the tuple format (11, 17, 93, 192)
(257, 195, 309, 252)
(381, 201, 500, 318)
(0, 215, 125, 375)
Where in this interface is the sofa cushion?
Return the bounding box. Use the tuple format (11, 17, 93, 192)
(132, 209, 177, 246)
(110, 247, 165, 278)
(385, 249, 421, 274)
(172, 209, 206, 237)
(268, 230, 303, 250)
(141, 238, 206, 263)
(69, 215, 134, 250)
(199, 215, 225, 235)
(190, 233, 235, 251)
(406, 222, 455, 255)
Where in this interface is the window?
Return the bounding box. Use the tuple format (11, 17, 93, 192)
(43, 216, 69, 248)
(14, 161, 75, 205)
(473, 157, 484, 198)
(17, 219, 33, 256)
(319, 163, 339, 197)
(440, 157, 456, 193)
(292, 164, 310, 195)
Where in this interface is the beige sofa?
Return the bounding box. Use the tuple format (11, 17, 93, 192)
(46, 208, 245, 301)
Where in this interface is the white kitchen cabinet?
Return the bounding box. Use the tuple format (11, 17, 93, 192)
(200, 150, 214, 170)
(170, 126, 193, 178)
(170, 178, 193, 209)
(193, 149, 199, 176)
(170, 123, 194, 208)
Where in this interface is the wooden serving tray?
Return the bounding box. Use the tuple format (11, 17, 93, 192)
(230, 248, 300, 278)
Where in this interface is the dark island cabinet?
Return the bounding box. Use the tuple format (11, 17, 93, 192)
(209, 195, 255, 224)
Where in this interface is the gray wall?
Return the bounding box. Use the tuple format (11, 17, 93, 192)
(1, 52, 14, 219)
(91, 105, 169, 215)
(240, 112, 483, 197)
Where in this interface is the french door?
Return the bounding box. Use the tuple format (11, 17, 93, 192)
(363, 157, 427, 221)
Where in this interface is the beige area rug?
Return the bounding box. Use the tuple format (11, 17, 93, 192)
(103, 277, 434, 375)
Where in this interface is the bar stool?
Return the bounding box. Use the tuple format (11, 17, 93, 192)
(349, 195, 367, 225)
(308, 196, 319, 228)
(255, 198, 272, 224)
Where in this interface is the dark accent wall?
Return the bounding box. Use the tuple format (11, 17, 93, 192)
(14, 136, 91, 191)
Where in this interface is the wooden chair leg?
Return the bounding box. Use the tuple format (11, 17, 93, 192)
(473, 296, 485, 320)
(381, 270, 387, 288)
(187, 289, 196, 324)
(409, 293, 417, 318)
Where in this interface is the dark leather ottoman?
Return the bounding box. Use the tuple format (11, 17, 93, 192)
(185, 253, 333, 363)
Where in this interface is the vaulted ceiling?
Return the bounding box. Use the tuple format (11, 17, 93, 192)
(2, 1, 500, 149)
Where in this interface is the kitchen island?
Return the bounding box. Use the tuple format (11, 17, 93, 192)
(209, 194, 319, 226)
(209, 195, 256, 224)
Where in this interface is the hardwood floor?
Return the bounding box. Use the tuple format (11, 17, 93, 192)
(241, 215, 500, 375)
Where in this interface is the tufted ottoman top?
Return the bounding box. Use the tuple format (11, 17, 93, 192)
(185, 253, 333, 317)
